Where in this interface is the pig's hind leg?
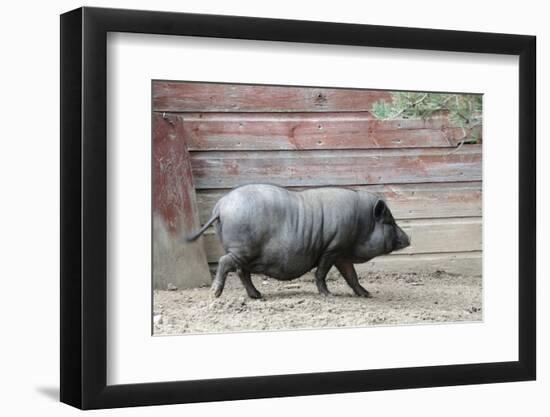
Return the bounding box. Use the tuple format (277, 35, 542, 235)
(237, 268, 262, 299)
(335, 260, 371, 297)
(211, 254, 238, 297)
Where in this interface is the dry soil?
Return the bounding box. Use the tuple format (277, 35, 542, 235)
(153, 270, 482, 335)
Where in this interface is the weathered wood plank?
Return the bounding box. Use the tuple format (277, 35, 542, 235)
(176, 113, 465, 150)
(353, 251, 482, 276)
(190, 145, 482, 189)
(153, 81, 392, 112)
(195, 182, 482, 223)
(201, 217, 482, 263)
(152, 114, 211, 289)
(396, 217, 481, 254)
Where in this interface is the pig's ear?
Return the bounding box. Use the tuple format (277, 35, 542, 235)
(374, 199, 387, 220)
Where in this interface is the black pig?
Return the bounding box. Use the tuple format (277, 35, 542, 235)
(187, 184, 410, 298)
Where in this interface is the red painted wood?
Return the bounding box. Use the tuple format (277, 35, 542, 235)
(189, 145, 482, 189)
(176, 113, 466, 150)
(153, 81, 392, 112)
(152, 114, 212, 288)
(152, 82, 483, 276)
(152, 113, 197, 232)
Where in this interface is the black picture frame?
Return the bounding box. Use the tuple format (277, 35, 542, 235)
(60, 6, 536, 410)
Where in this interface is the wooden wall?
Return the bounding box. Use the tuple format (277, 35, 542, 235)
(152, 81, 482, 289)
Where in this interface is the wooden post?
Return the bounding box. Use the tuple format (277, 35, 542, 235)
(152, 113, 211, 289)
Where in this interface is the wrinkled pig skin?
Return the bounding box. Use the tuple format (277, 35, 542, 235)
(187, 184, 410, 298)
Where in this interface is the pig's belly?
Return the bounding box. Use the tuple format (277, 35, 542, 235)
(246, 251, 318, 280)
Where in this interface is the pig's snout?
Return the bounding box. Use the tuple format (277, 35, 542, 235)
(395, 228, 411, 251)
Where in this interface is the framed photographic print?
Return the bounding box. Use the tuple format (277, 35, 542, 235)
(60, 6, 536, 409)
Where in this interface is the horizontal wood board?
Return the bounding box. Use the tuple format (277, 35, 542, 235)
(153, 82, 393, 112)
(173, 113, 471, 150)
(189, 146, 482, 189)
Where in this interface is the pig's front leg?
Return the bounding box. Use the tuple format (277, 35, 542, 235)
(315, 258, 334, 297)
(237, 268, 262, 299)
(335, 260, 371, 297)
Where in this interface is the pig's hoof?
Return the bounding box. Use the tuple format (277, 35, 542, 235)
(210, 287, 223, 298)
(320, 291, 334, 298)
(353, 287, 372, 297)
(247, 291, 262, 299)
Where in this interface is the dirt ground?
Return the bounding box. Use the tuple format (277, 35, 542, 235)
(153, 271, 482, 335)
